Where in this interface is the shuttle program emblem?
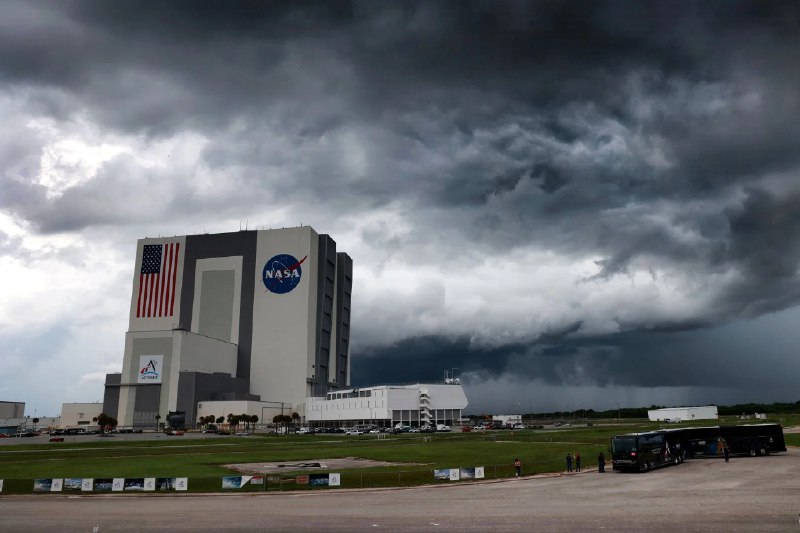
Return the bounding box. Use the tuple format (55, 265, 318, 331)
(263, 254, 306, 294)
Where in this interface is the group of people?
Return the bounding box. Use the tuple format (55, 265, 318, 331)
(565, 451, 606, 473)
(512, 450, 610, 478)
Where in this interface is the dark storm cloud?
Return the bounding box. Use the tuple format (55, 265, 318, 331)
(3, 1, 800, 400)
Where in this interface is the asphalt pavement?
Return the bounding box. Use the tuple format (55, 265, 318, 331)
(1, 450, 798, 532)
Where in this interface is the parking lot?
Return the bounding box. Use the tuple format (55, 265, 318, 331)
(0, 450, 797, 532)
(0, 430, 229, 446)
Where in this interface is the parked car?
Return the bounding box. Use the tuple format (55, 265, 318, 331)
(49, 436, 65, 442)
(345, 429, 363, 436)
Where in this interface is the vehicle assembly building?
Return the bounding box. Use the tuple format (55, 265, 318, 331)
(103, 226, 353, 428)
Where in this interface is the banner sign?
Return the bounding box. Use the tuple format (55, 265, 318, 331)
(309, 474, 329, 487)
(222, 476, 254, 489)
(63, 478, 82, 491)
(433, 469, 450, 480)
(137, 355, 164, 384)
(124, 478, 146, 491)
(175, 477, 188, 491)
(92, 479, 111, 491)
(34, 479, 62, 492)
(434, 467, 484, 481)
(156, 478, 178, 491)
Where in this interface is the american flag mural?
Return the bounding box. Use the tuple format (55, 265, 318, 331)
(136, 242, 180, 318)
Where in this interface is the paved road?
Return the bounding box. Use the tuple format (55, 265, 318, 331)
(1, 453, 798, 532)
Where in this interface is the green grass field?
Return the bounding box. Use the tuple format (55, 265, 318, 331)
(0, 417, 796, 494)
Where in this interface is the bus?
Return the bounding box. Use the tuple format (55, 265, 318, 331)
(611, 430, 681, 472)
(670, 424, 786, 458)
(612, 424, 785, 471)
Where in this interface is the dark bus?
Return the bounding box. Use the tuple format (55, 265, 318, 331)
(611, 430, 681, 472)
(612, 424, 785, 471)
(721, 423, 785, 456)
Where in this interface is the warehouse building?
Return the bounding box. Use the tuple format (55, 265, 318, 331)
(306, 383, 468, 428)
(648, 405, 718, 423)
(103, 226, 352, 429)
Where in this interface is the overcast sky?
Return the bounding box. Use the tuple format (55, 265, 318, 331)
(2, 1, 799, 417)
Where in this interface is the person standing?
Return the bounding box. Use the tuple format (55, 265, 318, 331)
(514, 458, 522, 477)
(575, 452, 581, 472)
(566, 452, 573, 472)
(597, 452, 606, 473)
(722, 439, 730, 463)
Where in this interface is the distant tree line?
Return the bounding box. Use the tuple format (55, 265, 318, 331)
(468, 400, 800, 420)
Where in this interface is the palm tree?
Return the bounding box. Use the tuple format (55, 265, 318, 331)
(32, 417, 40, 430)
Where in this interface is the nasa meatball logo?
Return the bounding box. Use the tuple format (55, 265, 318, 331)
(262, 254, 307, 294)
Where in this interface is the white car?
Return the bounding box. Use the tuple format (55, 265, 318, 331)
(345, 429, 363, 436)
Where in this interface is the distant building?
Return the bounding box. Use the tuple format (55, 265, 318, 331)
(648, 406, 718, 422)
(103, 226, 353, 429)
(492, 414, 522, 427)
(61, 403, 104, 428)
(306, 383, 468, 427)
(0, 401, 25, 419)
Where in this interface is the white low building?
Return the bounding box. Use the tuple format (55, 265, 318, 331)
(648, 405, 718, 423)
(493, 414, 522, 427)
(306, 383, 468, 427)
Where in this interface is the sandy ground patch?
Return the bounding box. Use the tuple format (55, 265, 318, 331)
(224, 456, 425, 474)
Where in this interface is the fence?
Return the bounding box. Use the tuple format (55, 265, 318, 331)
(0, 459, 578, 495)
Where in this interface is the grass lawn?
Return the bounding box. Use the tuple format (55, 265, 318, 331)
(0, 417, 795, 494)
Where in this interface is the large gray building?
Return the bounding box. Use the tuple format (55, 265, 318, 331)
(103, 226, 352, 428)
(0, 401, 25, 419)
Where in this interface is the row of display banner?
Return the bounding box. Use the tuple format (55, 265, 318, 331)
(0, 470, 479, 493)
(0, 474, 347, 493)
(24, 478, 188, 492)
(433, 467, 485, 481)
(221, 473, 341, 488)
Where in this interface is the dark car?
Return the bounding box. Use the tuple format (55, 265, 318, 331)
(49, 436, 65, 442)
